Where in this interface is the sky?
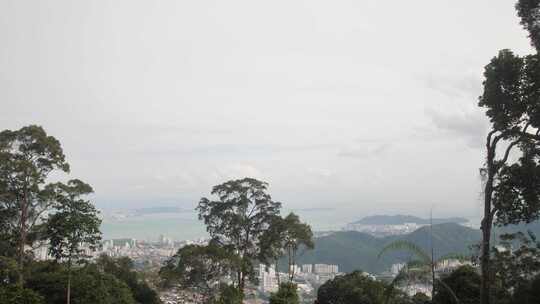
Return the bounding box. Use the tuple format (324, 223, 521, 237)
(0, 0, 535, 219)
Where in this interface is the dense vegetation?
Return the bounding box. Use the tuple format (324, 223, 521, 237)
(0, 126, 160, 304)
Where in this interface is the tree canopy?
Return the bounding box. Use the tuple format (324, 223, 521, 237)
(197, 178, 281, 294)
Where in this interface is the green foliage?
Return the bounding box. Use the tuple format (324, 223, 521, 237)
(492, 232, 540, 298)
(213, 284, 243, 304)
(25, 261, 136, 304)
(96, 255, 161, 304)
(269, 282, 299, 304)
(260, 213, 314, 281)
(516, 0, 540, 51)
(160, 243, 238, 300)
(432, 266, 480, 304)
(0, 285, 44, 304)
(315, 271, 392, 304)
(0, 125, 70, 280)
(511, 274, 540, 304)
(197, 178, 281, 292)
(494, 147, 540, 225)
(411, 293, 430, 304)
(46, 179, 102, 264)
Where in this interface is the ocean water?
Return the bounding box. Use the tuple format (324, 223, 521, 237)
(100, 208, 357, 241)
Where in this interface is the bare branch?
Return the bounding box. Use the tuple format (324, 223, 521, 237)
(486, 130, 498, 150)
(498, 123, 531, 168)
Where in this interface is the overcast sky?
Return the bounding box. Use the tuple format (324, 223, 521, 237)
(0, 0, 535, 218)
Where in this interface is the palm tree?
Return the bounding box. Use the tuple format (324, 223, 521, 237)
(378, 240, 463, 303)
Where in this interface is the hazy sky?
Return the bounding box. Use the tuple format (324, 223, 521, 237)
(0, 0, 535, 218)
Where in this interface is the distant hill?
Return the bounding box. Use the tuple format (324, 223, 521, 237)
(350, 215, 468, 225)
(296, 220, 540, 275)
(294, 223, 480, 274)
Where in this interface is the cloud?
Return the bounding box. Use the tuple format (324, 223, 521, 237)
(338, 142, 392, 158)
(423, 71, 482, 99)
(424, 108, 488, 148)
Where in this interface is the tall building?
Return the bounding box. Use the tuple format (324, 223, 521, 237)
(302, 264, 313, 274)
(314, 264, 339, 274)
(259, 264, 278, 293)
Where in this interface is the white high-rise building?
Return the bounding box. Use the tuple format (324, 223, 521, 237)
(302, 264, 313, 274)
(314, 264, 339, 274)
(259, 264, 278, 293)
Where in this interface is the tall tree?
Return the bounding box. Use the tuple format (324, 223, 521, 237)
(260, 213, 314, 282)
(0, 125, 70, 284)
(196, 178, 281, 295)
(46, 179, 102, 304)
(478, 43, 540, 304)
(96, 255, 161, 304)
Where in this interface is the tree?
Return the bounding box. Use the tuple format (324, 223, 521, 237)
(314, 271, 389, 304)
(260, 213, 314, 282)
(269, 282, 300, 304)
(26, 261, 136, 304)
(46, 179, 102, 304)
(511, 274, 540, 304)
(0, 285, 44, 304)
(0, 256, 43, 304)
(516, 0, 540, 52)
(411, 293, 431, 304)
(0, 125, 70, 284)
(490, 231, 540, 303)
(378, 240, 463, 302)
(213, 284, 243, 304)
(96, 255, 161, 304)
(160, 243, 238, 303)
(477, 22, 540, 301)
(196, 178, 281, 295)
(432, 266, 480, 304)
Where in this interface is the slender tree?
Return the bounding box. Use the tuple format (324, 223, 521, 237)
(196, 178, 281, 296)
(0, 125, 70, 284)
(477, 40, 540, 304)
(259, 213, 314, 283)
(46, 179, 102, 304)
(282, 213, 314, 281)
(473, 3, 540, 303)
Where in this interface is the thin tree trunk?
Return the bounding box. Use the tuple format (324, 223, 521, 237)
(480, 146, 496, 304)
(430, 211, 435, 297)
(18, 194, 28, 285)
(275, 258, 280, 285)
(67, 257, 72, 304)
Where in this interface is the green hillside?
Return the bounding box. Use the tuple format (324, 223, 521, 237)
(295, 223, 481, 274)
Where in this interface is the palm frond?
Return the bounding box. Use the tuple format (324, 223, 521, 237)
(436, 253, 469, 263)
(378, 240, 431, 264)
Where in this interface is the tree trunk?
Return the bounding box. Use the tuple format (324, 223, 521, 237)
(67, 257, 72, 304)
(18, 194, 28, 285)
(275, 258, 280, 285)
(480, 148, 495, 304)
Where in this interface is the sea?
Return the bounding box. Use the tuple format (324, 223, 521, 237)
(99, 208, 360, 241)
